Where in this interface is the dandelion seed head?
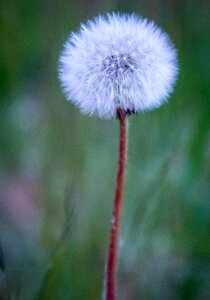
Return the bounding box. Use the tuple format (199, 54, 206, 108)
(59, 13, 178, 118)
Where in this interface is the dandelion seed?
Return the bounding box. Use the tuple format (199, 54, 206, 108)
(59, 13, 178, 118)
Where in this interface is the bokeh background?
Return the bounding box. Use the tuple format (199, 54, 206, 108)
(0, 1, 210, 299)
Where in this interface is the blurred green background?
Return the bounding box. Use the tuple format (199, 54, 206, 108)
(0, 1, 210, 299)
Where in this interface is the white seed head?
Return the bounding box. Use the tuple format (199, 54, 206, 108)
(59, 13, 178, 118)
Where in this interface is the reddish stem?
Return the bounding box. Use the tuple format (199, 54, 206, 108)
(106, 116, 128, 300)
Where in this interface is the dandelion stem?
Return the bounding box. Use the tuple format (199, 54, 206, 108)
(106, 114, 128, 300)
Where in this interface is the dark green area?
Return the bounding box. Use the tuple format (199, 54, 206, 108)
(0, 1, 210, 299)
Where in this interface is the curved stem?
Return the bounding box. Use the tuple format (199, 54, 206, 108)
(106, 116, 128, 300)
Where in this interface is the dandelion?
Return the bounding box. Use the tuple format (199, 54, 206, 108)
(59, 12, 178, 300)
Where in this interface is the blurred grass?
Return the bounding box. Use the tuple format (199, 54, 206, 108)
(0, 0, 210, 299)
